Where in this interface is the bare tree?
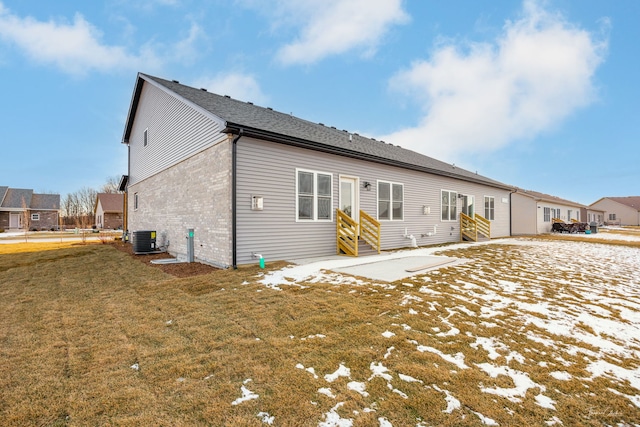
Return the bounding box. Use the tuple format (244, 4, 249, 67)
(21, 196, 29, 241)
(101, 176, 121, 194)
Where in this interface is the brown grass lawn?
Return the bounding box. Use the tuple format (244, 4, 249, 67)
(1, 237, 639, 426)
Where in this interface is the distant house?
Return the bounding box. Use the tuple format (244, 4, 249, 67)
(121, 73, 513, 268)
(581, 206, 605, 226)
(0, 186, 60, 230)
(511, 189, 586, 235)
(94, 193, 124, 229)
(589, 197, 640, 226)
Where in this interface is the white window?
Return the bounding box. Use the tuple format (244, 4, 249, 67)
(441, 190, 457, 221)
(484, 196, 495, 220)
(609, 213, 616, 220)
(378, 181, 403, 221)
(543, 207, 551, 222)
(143, 128, 148, 147)
(31, 213, 40, 221)
(134, 193, 139, 211)
(296, 169, 332, 221)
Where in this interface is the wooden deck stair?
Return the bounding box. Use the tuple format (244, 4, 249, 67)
(460, 213, 491, 242)
(337, 209, 381, 257)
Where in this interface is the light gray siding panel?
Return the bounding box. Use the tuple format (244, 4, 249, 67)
(511, 193, 537, 235)
(236, 138, 511, 265)
(129, 82, 227, 185)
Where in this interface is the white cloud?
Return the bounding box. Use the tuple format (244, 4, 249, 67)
(381, 0, 608, 163)
(0, 2, 161, 75)
(272, 0, 409, 65)
(193, 72, 268, 105)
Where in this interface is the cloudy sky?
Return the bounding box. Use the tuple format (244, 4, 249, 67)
(0, 0, 637, 204)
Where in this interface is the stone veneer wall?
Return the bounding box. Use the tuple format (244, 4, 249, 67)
(127, 140, 232, 267)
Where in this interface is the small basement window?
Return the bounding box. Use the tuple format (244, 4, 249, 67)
(31, 213, 40, 221)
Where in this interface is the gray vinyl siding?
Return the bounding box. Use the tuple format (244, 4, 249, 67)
(511, 193, 537, 235)
(236, 137, 511, 265)
(590, 199, 640, 226)
(128, 81, 227, 186)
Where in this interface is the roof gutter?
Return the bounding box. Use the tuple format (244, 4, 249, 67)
(231, 128, 244, 269)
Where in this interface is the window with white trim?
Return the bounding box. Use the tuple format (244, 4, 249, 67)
(378, 181, 403, 220)
(543, 207, 551, 222)
(296, 169, 332, 221)
(484, 196, 495, 220)
(134, 193, 139, 211)
(441, 190, 457, 221)
(31, 213, 40, 221)
(609, 213, 616, 220)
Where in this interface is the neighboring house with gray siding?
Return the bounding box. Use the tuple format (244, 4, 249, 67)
(0, 186, 60, 230)
(121, 73, 513, 268)
(590, 196, 640, 226)
(94, 193, 124, 229)
(511, 189, 587, 235)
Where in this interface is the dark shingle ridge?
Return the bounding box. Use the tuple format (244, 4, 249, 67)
(141, 73, 511, 190)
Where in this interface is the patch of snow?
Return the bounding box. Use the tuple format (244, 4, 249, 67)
(473, 411, 499, 426)
(378, 417, 393, 427)
(607, 387, 640, 409)
(130, 363, 139, 371)
(231, 385, 259, 405)
(369, 362, 393, 381)
(399, 373, 423, 383)
(415, 345, 469, 370)
(586, 360, 640, 390)
(382, 330, 396, 338)
(318, 388, 336, 398)
(347, 381, 369, 397)
(477, 363, 543, 403)
(535, 393, 556, 409)
(384, 347, 395, 359)
(545, 416, 563, 425)
(257, 411, 275, 425)
(550, 371, 572, 381)
(391, 387, 408, 399)
(319, 402, 353, 427)
(442, 390, 461, 413)
(325, 364, 351, 383)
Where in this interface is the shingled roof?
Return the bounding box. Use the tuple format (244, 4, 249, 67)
(124, 73, 512, 191)
(95, 193, 124, 213)
(513, 188, 586, 208)
(0, 188, 59, 210)
(601, 196, 640, 211)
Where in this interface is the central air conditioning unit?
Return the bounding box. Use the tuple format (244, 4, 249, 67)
(132, 230, 157, 254)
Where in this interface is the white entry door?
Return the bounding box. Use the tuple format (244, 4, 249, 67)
(462, 195, 474, 217)
(339, 176, 359, 221)
(9, 213, 21, 228)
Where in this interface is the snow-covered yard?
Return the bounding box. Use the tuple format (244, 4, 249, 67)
(249, 233, 640, 426)
(2, 230, 639, 426)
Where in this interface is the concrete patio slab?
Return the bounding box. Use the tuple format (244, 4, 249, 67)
(331, 255, 466, 282)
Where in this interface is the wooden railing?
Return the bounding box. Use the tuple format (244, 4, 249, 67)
(461, 213, 491, 242)
(460, 212, 477, 242)
(474, 213, 491, 239)
(359, 209, 381, 254)
(336, 209, 358, 256)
